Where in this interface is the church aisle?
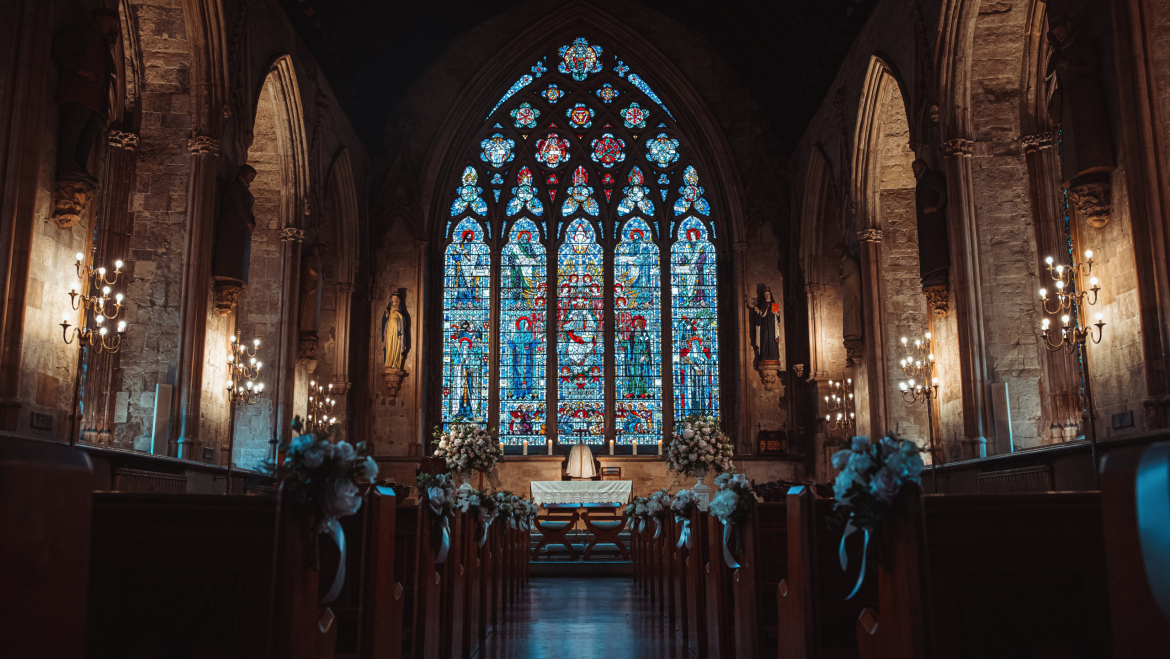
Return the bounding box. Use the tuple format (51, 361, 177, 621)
(475, 577, 695, 659)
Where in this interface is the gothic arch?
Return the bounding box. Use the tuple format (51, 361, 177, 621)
(324, 147, 360, 398)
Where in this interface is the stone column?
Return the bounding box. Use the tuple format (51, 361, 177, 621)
(413, 240, 427, 450)
(81, 130, 140, 445)
(941, 138, 989, 458)
(274, 227, 304, 447)
(734, 241, 753, 454)
(857, 228, 887, 437)
(173, 135, 220, 460)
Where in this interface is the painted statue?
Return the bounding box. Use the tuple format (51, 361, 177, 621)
(747, 285, 782, 361)
(381, 291, 411, 370)
(1046, 13, 1115, 187)
(53, 7, 119, 181)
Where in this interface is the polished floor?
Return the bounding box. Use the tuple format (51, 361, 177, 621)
(475, 577, 695, 659)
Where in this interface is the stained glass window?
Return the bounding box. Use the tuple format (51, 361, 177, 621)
(510, 102, 540, 128)
(450, 166, 488, 216)
(674, 165, 710, 216)
(542, 84, 564, 104)
(646, 133, 680, 167)
(562, 165, 599, 217)
(557, 218, 605, 444)
(566, 103, 595, 129)
(595, 83, 620, 104)
(442, 218, 492, 429)
(507, 166, 543, 216)
(615, 218, 662, 445)
(671, 217, 719, 419)
(499, 218, 548, 445)
(617, 166, 654, 216)
(481, 134, 515, 168)
(558, 37, 604, 81)
(535, 132, 571, 167)
(591, 133, 626, 168)
(620, 103, 649, 129)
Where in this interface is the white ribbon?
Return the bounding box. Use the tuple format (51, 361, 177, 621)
(653, 518, 662, 539)
(638, 518, 646, 533)
(721, 520, 740, 569)
(675, 515, 692, 549)
(509, 517, 518, 530)
(838, 520, 870, 600)
(435, 515, 451, 564)
(319, 517, 346, 604)
(1137, 443, 1170, 617)
(477, 510, 496, 548)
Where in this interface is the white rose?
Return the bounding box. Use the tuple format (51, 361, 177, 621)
(682, 429, 695, 440)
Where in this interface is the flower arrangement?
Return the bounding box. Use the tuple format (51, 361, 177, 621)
(709, 473, 756, 562)
(831, 435, 925, 599)
(433, 423, 504, 477)
(671, 488, 700, 548)
(493, 490, 538, 532)
(456, 486, 499, 546)
(646, 488, 674, 538)
(417, 472, 456, 561)
(664, 414, 734, 477)
(626, 496, 650, 533)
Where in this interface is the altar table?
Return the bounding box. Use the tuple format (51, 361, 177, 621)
(529, 480, 633, 506)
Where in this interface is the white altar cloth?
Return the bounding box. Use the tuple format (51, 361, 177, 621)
(529, 480, 633, 506)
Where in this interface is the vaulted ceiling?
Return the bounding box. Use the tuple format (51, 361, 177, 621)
(279, 0, 876, 158)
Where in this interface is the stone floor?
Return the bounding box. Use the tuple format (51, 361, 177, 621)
(475, 577, 695, 659)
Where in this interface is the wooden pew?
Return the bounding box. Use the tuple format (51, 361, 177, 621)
(659, 515, 676, 622)
(732, 501, 787, 659)
(1099, 443, 1170, 655)
(86, 488, 334, 659)
(411, 503, 444, 659)
(395, 503, 419, 658)
(2, 436, 94, 659)
(685, 508, 710, 657)
(460, 513, 483, 659)
(856, 489, 1111, 658)
(705, 514, 737, 659)
(333, 484, 403, 659)
(671, 513, 690, 642)
(438, 511, 467, 659)
(776, 486, 875, 659)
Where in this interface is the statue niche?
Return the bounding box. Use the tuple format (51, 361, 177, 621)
(211, 165, 257, 315)
(51, 7, 121, 227)
(913, 159, 950, 316)
(834, 243, 864, 366)
(746, 284, 783, 392)
(1047, 13, 1116, 228)
(381, 289, 412, 399)
(298, 243, 328, 363)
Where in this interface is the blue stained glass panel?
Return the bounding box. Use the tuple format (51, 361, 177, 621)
(671, 216, 719, 419)
(442, 218, 492, 429)
(556, 218, 605, 444)
(499, 218, 548, 445)
(614, 218, 662, 445)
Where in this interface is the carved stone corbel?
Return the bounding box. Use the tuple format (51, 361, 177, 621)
(213, 280, 243, 316)
(941, 138, 974, 157)
(857, 228, 883, 243)
(1020, 131, 1055, 154)
(187, 135, 220, 155)
(923, 284, 949, 316)
(382, 367, 408, 400)
(1067, 178, 1112, 228)
(279, 227, 306, 242)
(844, 339, 865, 365)
(51, 177, 98, 228)
(756, 359, 783, 393)
(107, 130, 140, 151)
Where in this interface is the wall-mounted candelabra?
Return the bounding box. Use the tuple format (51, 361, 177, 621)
(223, 332, 263, 493)
(823, 378, 855, 432)
(306, 380, 336, 434)
(62, 249, 128, 445)
(1038, 249, 1105, 484)
(897, 331, 940, 488)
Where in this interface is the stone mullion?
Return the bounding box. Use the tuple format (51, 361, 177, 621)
(603, 218, 615, 446)
(857, 229, 888, 437)
(941, 138, 990, 458)
(733, 241, 752, 453)
(81, 131, 140, 445)
(488, 240, 502, 436)
(545, 222, 558, 450)
(659, 220, 674, 447)
(174, 136, 221, 459)
(1022, 134, 1081, 436)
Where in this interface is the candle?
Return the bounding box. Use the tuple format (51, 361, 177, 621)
(657, 440, 662, 455)
(522, 440, 528, 456)
(632, 440, 638, 455)
(609, 439, 614, 455)
(547, 439, 553, 455)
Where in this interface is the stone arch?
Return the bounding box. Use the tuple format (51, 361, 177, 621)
(800, 147, 846, 383)
(320, 147, 361, 430)
(227, 54, 310, 467)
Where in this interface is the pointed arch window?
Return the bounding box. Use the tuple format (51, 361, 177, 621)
(437, 37, 722, 449)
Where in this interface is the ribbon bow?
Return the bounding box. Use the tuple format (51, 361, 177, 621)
(427, 495, 452, 564)
(653, 518, 662, 539)
(721, 520, 740, 569)
(319, 518, 347, 604)
(675, 515, 692, 549)
(839, 520, 870, 600)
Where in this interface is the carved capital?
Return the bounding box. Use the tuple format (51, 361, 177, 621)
(733, 241, 749, 253)
(382, 367, 408, 400)
(1020, 131, 1055, 153)
(857, 228, 883, 243)
(1068, 182, 1112, 228)
(187, 135, 220, 155)
(844, 339, 865, 367)
(107, 130, 140, 150)
(756, 359, 784, 393)
(923, 284, 949, 317)
(213, 280, 243, 316)
(298, 331, 319, 362)
(279, 227, 305, 242)
(51, 177, 99, 228)
(941, 138, 974, 157)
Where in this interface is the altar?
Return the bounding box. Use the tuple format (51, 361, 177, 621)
(529, 480, 633, 506)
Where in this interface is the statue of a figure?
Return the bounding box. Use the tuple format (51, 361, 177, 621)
(746, 285, 781, 362)
(53, 8, 119, 181)
(913, 160, 951, 292)
(834, 244, 864, 365)
(381, 291, 411, 370)
(212, 165, 257, 285)
(1046, 14, 1115, 188)
(299, 243, 328, 347)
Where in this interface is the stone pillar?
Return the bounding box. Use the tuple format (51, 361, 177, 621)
(80, 131, 140, 445)
(331, 282, 355, 395)
(274, 227, 305, 447)
(941, 138, 989, 459)
(413, 239, 428, 450)
(734, 241, 753, 454)
(857, 228, 887, 437)
(173, 135, 220, 460)
(1022, 131, 1082, 439)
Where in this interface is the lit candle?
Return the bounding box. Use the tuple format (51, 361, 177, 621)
(522, 439, 528, 456)
(657, 440, 662, 455)
(609, 439, 614, 455)
(547, 439, 553, 455)
(632, 439, 638, 455)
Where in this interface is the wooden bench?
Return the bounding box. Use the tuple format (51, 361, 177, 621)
(705, 514, 737, 659)
(685, 508, 710, 657)
(581, 511, 629, 560)
(86, 488, 334, 659)
(856, 488, 1111, 658)
(670, 512, 690, 641)
(332, 484, 403, 659)
(395, 503, 419, 658)
(732, 501, 787, 659)
(532, 511, 579, 560)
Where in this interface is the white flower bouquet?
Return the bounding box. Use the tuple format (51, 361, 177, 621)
(830, 435, 925, 598)
(456, 486, 499, 546)
(671, 488, 700, 548)
(493, 490, 537, 531)
(417, 472, 456, 559)
(646, 488, 674, 538)
(433, 423, 504, 477)
(664, 414, 734, 477)
(626, 496, 651, 533)
(709, 473, 756, 562)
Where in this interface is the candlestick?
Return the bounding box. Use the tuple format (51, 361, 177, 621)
(547, 439, 553, 455)
(632, 440, 638, 455)
(522, 439, 528, 456)
(609, 439, 614, 455)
